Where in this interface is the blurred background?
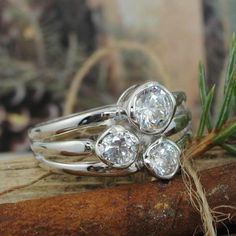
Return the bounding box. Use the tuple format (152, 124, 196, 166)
(0, 0, 235, 152)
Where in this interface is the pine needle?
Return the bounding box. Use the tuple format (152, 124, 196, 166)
(198, 63, 212, 131)
(215, 35, 236, 129)
(197, 85, 215, 138)
(213, 122, 236, 144)
(220, 143, 236, 156)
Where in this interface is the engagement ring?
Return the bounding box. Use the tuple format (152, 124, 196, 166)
(29, 81, 191, 179)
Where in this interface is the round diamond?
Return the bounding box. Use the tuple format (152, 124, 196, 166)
(96, 126, 139, 168)
(130, 82, 175, 133)
(144, 138, 180, 179)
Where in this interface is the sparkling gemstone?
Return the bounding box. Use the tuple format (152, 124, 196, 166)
(131, 82, 174, 133)
(96, 126, 139, 168)
(143, 138, 180, 179)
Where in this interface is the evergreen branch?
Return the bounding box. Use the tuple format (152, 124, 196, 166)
(197, 85, 215, 138)
(176, 35, 236, 236)
(213, 121, 236, 144)
(198, 63, 212, 131)
(184, 119, 236, 160)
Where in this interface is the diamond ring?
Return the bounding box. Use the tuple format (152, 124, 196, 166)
(29, 81, 192, 179)
(31, 125, 190, 179)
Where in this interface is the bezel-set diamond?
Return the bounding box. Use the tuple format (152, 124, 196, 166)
(143, 137, 181, 179)
(95, 82, 181, 176)
(95, 125, 140, 169)
(127, 81, 176, 134)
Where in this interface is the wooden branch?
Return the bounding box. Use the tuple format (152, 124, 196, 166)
(0, 158, 235, 235)
(1, 151, 235, 204)
(0, 153, 147, 204)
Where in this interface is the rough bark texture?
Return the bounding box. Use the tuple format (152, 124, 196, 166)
(0, 162, 235, 236)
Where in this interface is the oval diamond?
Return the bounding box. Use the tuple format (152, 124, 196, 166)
(95, 126, 139, 168)
(143, 138, 180, 179)
(129, 82, 175, 134)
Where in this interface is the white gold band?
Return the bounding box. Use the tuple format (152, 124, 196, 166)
(29, 81, 192, 179)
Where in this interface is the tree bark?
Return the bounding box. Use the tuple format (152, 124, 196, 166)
(0, 161, 235, 236)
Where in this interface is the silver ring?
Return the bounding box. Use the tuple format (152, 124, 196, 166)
(29, 81, 192, 179)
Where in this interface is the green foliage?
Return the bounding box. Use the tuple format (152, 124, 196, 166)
(197, 62, 213, 133)
(197, 35, 236, 156)
(224, 33, 236, 93)
(197, 84, 215, 138)
(220, 143, 236, 156)
(215, 35, 236, 129)
(213, 122, 236, 143)
(215, 71, 236, 129)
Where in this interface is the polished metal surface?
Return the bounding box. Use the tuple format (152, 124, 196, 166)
(31, 130, 190, 177)
(31, 140, 95, 158)
(29, 105, 127, 141)
(29, 81, 192, 178)
(36, 154, 141, 177)
(29, 104, 190, 142)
